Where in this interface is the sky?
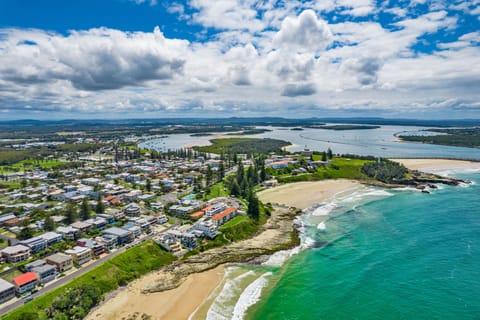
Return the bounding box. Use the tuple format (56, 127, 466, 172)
(0, 0, 479, 120)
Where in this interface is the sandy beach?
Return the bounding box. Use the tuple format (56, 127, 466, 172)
(86, 265, 224, 320)
(258, 179, 363, 209)
(391, 158, 480, 174)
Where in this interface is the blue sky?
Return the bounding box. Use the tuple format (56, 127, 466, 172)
(0, 0, 479, 119)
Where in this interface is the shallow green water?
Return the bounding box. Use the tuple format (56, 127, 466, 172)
(250, 172, 480, 320)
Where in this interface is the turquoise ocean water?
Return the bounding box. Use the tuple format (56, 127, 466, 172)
(204, 170, 480, 320)
(245, 171, 480, 320)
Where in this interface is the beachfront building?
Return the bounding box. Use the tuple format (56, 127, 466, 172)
(13, 272, 38, 294)
(45, 253, 73, 273)
(24, 259, 47, 272)
(96, 235, 118, 250)
(204, 202, 227, 217)
(31, 264, 57, 284)
(65, 246, 93, 265)
(192, 221, 218, 239)
(1, 245, 31, 263)
(77, 238, 105, 256)
(0, 279, 15, 303)
(212, 207, 237, 227)
(103, 227, 134, 245)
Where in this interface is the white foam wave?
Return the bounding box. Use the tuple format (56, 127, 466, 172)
(231, 272, 272, 320)
(317, 221, 326, 230)
(206, 270, 255, 320)
(311, 203, 337, 216)
(393, 186, 421, 192)
(262, 246, 302, 267)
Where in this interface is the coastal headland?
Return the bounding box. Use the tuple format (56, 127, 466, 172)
(86, 158, 478, 320)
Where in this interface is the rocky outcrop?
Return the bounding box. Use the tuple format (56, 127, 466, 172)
(142, 206, 299, 293)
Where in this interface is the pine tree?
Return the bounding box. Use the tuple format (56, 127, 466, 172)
(218, 161, 225, 182)
(247, 192, 260, 220)
(327, 148, 333, 159)
(80, 198, 91, 220)
(230, 180, 240, 197)
(146, 179, 152, 192)
(322, 151, 327, 162)
(206, 165, 213, 186)
(65, 203, 78, 224)
(44, 215, 56, 231)
(96, 195, 104, 214)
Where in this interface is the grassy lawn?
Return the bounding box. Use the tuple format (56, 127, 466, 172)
(0, 181, 22, 190)
(193, 138, 290, 154)
(275, 157, 374, 183)
(218, 215, 248, 230)
(0, 159, 66, 173)
(3, 241, 176, 320)
(1, 269, 23, 283)
(204, 181, 229, 200)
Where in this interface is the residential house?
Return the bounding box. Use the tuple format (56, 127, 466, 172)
(1, 245, 31, 263)
(95, 235, 117, 251)
(13, 272, 38, 294)
(31, 264, 57, 284)
(24, 259, 47, 272)
(65, 246, 93, 265)
(84, 217, 107, 230)
(19, 236, 47, 254)
(39, 231, 63, 245)
(193, 221, 219, 239)
(45, 253, 73, 273)
(77, 238, 105, 256)
(0, 279, 15, 303)
(123, 203, 141, 216)
(103, 227, 134, 245)
(70, 221, 93, 233)
(56, 226, 79, 240)
(211, 208, 237, 227)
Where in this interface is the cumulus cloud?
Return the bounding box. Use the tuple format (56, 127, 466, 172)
(0, 1, 479, 118)
(274, 10, 333, 52)
(0, 27, 188, 91)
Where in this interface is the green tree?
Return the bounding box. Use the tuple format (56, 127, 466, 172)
(146, 179, 152, 192)
(321, 151, 327, 162)
(230, 180, 240, 197)
(80, 198, 91, 220)
(327, 148, 333, 159)
(18, 226, 34, 240)
(96, 195, 105, 214)
(65, 203, 78, 224)
(218, 161, 225, 182)
(247, 192, 260, 220)
(44, 215, 56, 231)
(21, 179, 28, 188)
(206, 165, 213, 186)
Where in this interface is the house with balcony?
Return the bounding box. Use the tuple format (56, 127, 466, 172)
(13, 272, 38, 294)
(65, 246, 93, 265)
(31, 264, 57, 284)
(1, 245, 31, 263)
(45, 253, 73, 273)
(19, 236, 47, 254)
(103, 227, 134, 245)
(0, 279, 15, 303)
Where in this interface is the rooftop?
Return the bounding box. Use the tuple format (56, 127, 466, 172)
(13, 272, 38, 286)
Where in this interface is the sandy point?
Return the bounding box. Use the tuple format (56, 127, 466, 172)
(86, 265, 224, 320)
(258, 179, 363, 210)
(391, 158, 480, 174)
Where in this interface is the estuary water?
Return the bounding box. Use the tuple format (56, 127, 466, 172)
(140, 125, 480, 159)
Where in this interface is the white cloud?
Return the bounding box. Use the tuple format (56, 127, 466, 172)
(273, 10, 333, 53)
(0, 3, 479, 118)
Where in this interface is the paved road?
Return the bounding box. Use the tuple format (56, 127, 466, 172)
(0, 229, 164, 317)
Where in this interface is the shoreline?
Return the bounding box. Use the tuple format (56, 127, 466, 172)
(391, 158, 480, 174)
(86, 159, 479, 320)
